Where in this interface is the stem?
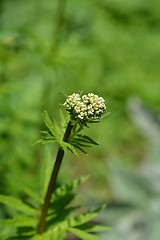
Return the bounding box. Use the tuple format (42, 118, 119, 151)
(37, 121, 73, 234)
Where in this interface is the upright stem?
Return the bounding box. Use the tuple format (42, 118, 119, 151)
(37, 121, 73, 234)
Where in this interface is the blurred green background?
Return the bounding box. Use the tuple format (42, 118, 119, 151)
(0, 0, 160, 239)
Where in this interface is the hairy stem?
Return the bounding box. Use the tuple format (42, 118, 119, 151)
(37, 121, 73, 234)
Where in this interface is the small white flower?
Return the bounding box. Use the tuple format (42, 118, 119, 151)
(63, 93, 106, 124)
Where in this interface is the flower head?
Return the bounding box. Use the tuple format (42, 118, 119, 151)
(63, 93, 106, 125)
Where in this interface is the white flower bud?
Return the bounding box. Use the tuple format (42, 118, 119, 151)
(63, 93, 106, 124)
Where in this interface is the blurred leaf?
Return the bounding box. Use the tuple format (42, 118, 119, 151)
(78, 223, 111, 232)
(53, 204, 106, 229)
(0, 195, 37, 215)
(51, 175, 90, 201)
(22, 187, 41, 203)
(33, 137, 56, 145)
(68, 227, 100, 240)
(32, 229, 66, 240)
(0, 215, 37, 227)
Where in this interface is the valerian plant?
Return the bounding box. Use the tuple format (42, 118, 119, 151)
(0, 93, 110, 240)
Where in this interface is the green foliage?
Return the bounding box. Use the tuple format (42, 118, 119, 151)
(0, 176, 108, 239)
(0, 195, 37, 215)
(0, 215, 37, 228)
(0, 109, 108, 240)
(1, 0, 160, 239)
(67, 228, 100, 240)
(35, 110, 101, 156)
(35, 110, 61, 145)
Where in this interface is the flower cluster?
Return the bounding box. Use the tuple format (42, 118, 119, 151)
(63, 93, 106, 124)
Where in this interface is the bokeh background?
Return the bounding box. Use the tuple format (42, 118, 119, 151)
(0, 0, 160, 239)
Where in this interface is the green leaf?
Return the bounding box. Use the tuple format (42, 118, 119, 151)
(0, 215, 37, 227)
(78, 224, 111, 232)
(76, 135, 99, 145)
(16, 229, 36, 237)
(32, 229, 66, 240)
(47, 206, 80, 230)
(52, 117, 64, 138)
(66, 204, 106, 228)
(71, 142, 88, 154)
(0, 225, 17, 240)
(62, 142, 78, 156)
(59, 109, 68, 127)
(40, 131, 52, 137)
(48, 206, 79, 221)
(34, 137, 56, 145)
(33, 136, 56, 146)
(73, 138, 93, 145)
(52, 175, 90, 200)
(43, 110, 60, 140)
(49, 176, 89, 219)
(49, 193, 77, 214)
(68, 227, 101, 240)
(51, 204, 106, 233)
(71, 140, 92, 148)
(0, 195, 37, 215)
(23, 187, 41, 203)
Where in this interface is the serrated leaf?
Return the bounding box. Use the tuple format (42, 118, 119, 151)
(68, 227, 101, 240)
(73, 138, 93, 145)
(71, 141, 92, 148)
(71, 143, 88, 154)
(78, 223, 111, 232)
(33, 137, 56, 146)
(49, 194, 76, 214)
(62, 142, 78, 156)
(76, 135, 99, 145)
(49, 176, 89, 217)
(0, 215, 37, 227)
(47, 206, 80, 230)
(40, 131, 53, 137)
(39, 138, 56, 144)
(32, 228, 66, 240)
(51, 204, 106, 232)
(0, 195, 37, 215)
(52, 117, 64, 138)
(64, 204, 106, 228)
(43, 110, 60, 140)
(52, 175, 90, 201)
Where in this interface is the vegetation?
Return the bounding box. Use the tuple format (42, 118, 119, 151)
(0, 0, 160, 239)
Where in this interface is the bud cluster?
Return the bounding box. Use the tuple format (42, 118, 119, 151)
(63, 93, 106, 124)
